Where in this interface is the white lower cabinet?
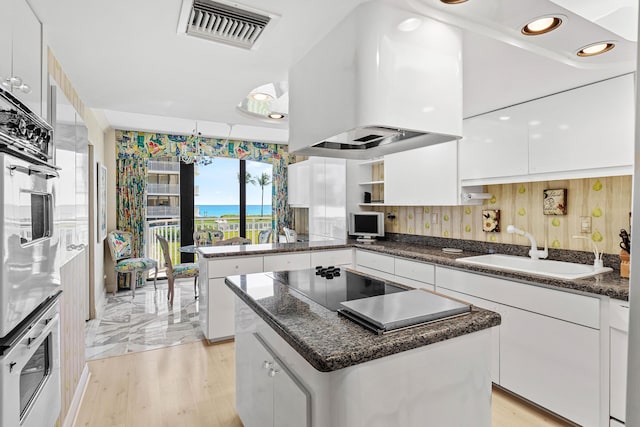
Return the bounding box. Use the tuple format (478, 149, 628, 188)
(263, 252, 311, 272)
(354, 249, 435, 290)
(236, 332, 310, 427)
(310, 249, 353, 268)
(435, 266, 601, 426)
(500, 304, 600, 427)
(200, 256, 264, 341)
(435, 287, 502, 384)
(610, 300, 629, 425)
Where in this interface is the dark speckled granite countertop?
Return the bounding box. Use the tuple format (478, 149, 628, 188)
(225, 270, 501, 372)
(199, 238, 629, 300)
(355, 241, 630, 301)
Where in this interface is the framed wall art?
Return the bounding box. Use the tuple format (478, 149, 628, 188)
(543, 188, 567, 215)
(482, 209, 500, 232)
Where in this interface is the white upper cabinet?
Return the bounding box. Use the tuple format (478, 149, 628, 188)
(528, 74, 634, 175)
(1, 0, 43, 117)
(308, 157, 346, 240)
(459, 102, 530, 181)
(0, 1, 11, 87)
(288, 161, 310, 208)
(384, 140, 458, 206)
(459, 74, 634, 185)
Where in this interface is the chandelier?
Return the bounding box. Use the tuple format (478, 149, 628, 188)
(179, 122, 202, 165)
(179, 122, 233, 166)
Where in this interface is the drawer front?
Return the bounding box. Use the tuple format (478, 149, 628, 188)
(208, 256, 264, 278)
(263, 252, 311, 272)
(394, 258, 435, 285)
(435, 266, 600, 329)
(354, 265, 396, 282)
(610, 299, 629, 332)
(391, 275, 435, 291)
(355, 250, 394, 274)
(310, 249, 353, 267)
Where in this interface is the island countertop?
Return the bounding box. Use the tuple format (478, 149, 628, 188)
(225, 269, 501, 372)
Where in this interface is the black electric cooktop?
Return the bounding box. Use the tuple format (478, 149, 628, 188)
(269, 268, 405, 312)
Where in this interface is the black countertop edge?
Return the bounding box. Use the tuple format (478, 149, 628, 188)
(225, 273, 501, 372)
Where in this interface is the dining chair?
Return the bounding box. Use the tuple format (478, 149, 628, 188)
(106, 230, 157, 298)
(156, 234, 199, 306)
(193, 229, 224, 246)
(214, 236, 252, 246)
(258, 229, 273, 244)
(283, 227, 297, 243)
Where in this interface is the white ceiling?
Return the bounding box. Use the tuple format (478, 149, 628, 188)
(28, 0, 637, 143)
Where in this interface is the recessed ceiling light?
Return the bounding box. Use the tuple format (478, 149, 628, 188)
(499, 116, 510, 121)
(521, 16, 562, 36)
(250, 92, 273, 101)
(268, 113, 285, 119)
(577, 42, 615, 57)
(440, 0, 468, 4)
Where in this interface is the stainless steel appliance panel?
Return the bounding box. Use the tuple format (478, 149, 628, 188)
(339, 289, 471, 331)
(0, 153, 60, 337)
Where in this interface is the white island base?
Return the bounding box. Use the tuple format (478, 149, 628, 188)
(235, 299, 493, 427)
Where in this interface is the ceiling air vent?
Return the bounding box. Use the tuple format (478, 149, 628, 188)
(178, 0, 276, 50)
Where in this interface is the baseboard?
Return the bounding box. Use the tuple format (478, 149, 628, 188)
(63, 364, 91, 427)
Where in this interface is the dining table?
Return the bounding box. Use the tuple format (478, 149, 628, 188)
(179, 244, 202, 254)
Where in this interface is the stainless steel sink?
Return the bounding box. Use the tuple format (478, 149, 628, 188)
(455, 254, 612, 280)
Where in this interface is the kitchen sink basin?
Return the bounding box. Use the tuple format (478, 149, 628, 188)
(455, 254, 612, 280)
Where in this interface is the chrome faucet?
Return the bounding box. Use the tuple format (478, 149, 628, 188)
(506, 225, 548, 260)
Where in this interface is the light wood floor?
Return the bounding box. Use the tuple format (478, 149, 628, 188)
(74, 341, 573, 427)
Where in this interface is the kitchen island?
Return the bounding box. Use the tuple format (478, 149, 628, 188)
(226, 269, 501, 427)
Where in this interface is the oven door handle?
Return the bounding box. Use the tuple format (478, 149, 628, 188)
(7, 163, 59, 179)
(26, 312, 58, 350)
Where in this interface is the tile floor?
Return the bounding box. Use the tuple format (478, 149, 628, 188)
(85, 278, 204, 360)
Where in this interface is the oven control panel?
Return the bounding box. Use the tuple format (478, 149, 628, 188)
(0, 87, 53, 164)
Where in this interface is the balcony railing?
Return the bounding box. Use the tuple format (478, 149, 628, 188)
(148, 160, 180, 173)
(147, 183, 181, 195)
(147, 206, 180, 217)
(144, 216, 274, 274)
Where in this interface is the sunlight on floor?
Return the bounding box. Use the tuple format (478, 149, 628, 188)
(85, 278, 203, 360)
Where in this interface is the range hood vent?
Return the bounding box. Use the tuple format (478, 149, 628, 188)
(179, 0, 274, 50)
(288, 1, 463, 160)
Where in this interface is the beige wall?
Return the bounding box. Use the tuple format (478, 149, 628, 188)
(48, 47, 109, 424)
(370, 172, 632, 255)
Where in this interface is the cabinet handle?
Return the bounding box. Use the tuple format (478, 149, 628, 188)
(268, 368, 280, 377)
(262, 360, 273, 370)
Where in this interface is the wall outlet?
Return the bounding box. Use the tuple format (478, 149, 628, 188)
(431, 213, 439, 224)
(580, 216, 592, 233)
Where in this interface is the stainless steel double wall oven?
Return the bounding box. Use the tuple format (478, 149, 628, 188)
(0, 86, 61, 427)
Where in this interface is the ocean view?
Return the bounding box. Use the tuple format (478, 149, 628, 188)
(196, 204, 273, 217)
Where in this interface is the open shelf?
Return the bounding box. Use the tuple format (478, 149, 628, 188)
(358, 180, 384, 185)
(358, 202, 386, 207)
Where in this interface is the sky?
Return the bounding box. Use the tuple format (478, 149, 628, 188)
(194, 158, 272, 205)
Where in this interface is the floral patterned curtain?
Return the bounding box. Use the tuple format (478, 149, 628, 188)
(116, 157, 148, 288)
(115, 130, 292, 240)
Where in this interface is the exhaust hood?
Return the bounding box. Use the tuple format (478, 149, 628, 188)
(288, 1, 463, 160)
